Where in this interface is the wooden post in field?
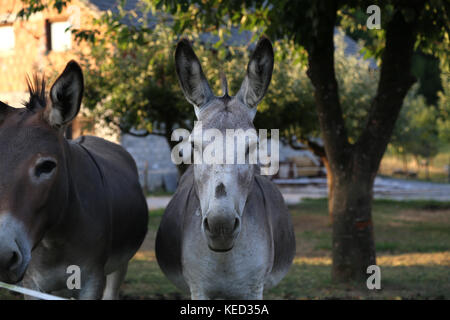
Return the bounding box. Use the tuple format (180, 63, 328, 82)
(143, 160, 149, 193)
(447, 157, 450, 183)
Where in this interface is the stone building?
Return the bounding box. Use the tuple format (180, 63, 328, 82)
(0, 0, 179, 191)
(0, 0, 121, 137)
(121, 134, 178, 192)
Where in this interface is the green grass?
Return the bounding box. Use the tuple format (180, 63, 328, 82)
(122, 260, 188, 300)
(121, 198, 450, 300)
(145, 190, 174, 197)
(1, 198, 449, 300)
(147, 208, 164, 230)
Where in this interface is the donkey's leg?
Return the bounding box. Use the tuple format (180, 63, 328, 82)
(190, 284, 209, 300)
(242, 288, 264, 300)
(77, 271, 106, 300)
(22, 273, 65, 300)
(222, 284, 264, 300)
(190, 291, 209, 300)
(102, 263, 128, 300)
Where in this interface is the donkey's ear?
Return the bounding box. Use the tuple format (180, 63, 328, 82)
(237, 37, 274, 116)
(48, 60, 84, 127)
(175, 39, 214, 117)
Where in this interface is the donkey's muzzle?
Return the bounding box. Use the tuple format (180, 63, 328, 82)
(0, 242, 24, 282)
(0, 214, 31, 283)
(203, 212, 241, 252)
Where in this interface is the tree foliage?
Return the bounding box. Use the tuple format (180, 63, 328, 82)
(77, 5, 192, 142)
(392, 88, 440, 162)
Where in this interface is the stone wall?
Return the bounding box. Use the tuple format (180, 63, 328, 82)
(121, 134, 179, 192)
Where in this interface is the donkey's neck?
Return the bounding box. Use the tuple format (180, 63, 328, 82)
(42, 137, 94, 237)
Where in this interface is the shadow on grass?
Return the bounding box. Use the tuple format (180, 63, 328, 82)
(120, 259, 450, 300)
(2, 258, 447, 300)
(2, 198, 449, 300)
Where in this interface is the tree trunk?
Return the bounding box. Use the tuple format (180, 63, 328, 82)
(322, 156, 334, 223)
(425, 159, 430, 181)
(302, 1, 422, 283)
(448, 157, 450, 183)
(298, 139, 335, 223)
(415, 156, 421, 177)
(331, 161, 376, 281)
(402, 153, 408, 172)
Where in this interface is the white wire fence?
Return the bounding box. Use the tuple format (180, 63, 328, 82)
(0, 281, 66, 300)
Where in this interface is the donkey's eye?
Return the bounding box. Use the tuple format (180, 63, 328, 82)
(35, 160, 57, 178)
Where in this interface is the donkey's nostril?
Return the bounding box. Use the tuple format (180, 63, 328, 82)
(9, 252, 18, 268)
(5, 250, 21, 271)
(215, 183, 226, 198)
(233, 218, 240, 231)
(203, 218, 211, 232)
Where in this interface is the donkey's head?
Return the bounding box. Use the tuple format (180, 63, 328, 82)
(175, 37, 274, 252)
(0, 61, 83, 283)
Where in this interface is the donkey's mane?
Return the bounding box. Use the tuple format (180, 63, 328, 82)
(24, 74, 47, 111)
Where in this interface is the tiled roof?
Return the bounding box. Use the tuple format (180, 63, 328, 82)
(86, 0, 152, 26)
(88, 0, 139, 12)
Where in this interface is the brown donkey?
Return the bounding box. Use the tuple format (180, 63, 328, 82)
(0, 61, 148, 299)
